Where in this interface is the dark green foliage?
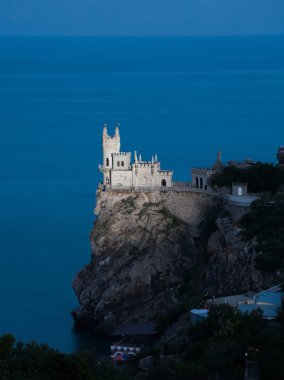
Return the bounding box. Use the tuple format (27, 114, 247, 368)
(257, 327, 284, 380)
(199, 206, 219, 241)
(0, 334, 15, 359)
(211, 165, 246, 188)
(142, 304, 284, 380)
(145, 357, 209, 380)
(211, 163, 284, 193)
(0, 336, 140, 380)
(0, 338, 95, 380)
(241, 195, 284, 271)
(157, 304, 187, 334)
(1, 303, 284, 380)
(158, 207, 183, 229)
(178, 305, 282, 380)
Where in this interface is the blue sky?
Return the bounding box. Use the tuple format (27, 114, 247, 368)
(0, 0, 283, 36)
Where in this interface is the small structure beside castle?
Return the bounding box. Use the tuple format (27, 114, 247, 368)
(191, 152, 223, 191)
(99, 124, 173, 188)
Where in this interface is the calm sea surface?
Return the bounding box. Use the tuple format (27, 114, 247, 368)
(0, 36, 284, 353)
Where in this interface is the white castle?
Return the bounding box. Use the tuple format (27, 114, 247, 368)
(99, 124, 173, 188)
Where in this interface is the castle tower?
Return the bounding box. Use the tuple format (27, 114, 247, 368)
(213, 151, 223, 173)
(102, 124, 121, 185)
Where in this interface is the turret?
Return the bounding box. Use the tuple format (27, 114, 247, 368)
(103, 123, 108, 137)
(213, 151, 223, 173)
(101, 123, 121, 185)
(115, 123, 120, 137)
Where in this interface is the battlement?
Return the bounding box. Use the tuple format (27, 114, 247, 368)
(232, 182, 247, 187)
(113, 152, 130, 156)
(158, 170, 173, 175)
(100, 124, 173, 189)
(232, 183, 248, 196)
(134, 162, 158, 167)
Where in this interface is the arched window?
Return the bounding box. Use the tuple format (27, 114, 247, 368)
(106, 177, 109, 184)
(106, 157, 109, 166)
(121, 161, 124, 167)
(117, 161, 120, 166)
(200, 177, 203, 189)
(195, 177, 199, 188)
(161, 179, 166, 186)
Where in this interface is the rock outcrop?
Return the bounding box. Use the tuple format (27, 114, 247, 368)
(72, 189, 220, 333)
(205, 216, 274, 295)
(72, 189, 275, 333)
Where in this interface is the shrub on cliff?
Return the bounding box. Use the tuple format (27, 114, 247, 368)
(241, 195, 284, 271)
(210, 163, 283, 193)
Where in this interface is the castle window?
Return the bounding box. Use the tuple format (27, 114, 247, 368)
(106, 177, 109, 184)
(200, 177, 203, 189)
(121, 161, 124, 167)
(106, 157, 109, 166)
(117, 161, 120, 166)
(161, 179, 166, 186)
(195, 177, 199, 188)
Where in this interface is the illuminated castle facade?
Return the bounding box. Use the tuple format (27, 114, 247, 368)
(99, 124, 173, 188)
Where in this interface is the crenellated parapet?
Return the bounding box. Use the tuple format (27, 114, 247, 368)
(232, 183, 248, 196)
(99, 124, 173, 189)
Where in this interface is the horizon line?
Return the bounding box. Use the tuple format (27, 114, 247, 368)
(0, 33, 284, 38)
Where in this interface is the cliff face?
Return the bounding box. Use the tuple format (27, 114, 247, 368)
(205, 217, 274, 295)
(72, 189, 220, 333)
(72, 189, 274, 333)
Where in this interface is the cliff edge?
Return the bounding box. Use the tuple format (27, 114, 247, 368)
(72, 189, 220, 333)
(72, 189, 274, 333)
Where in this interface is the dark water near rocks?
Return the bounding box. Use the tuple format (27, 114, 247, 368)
(0, 36, 284, 353)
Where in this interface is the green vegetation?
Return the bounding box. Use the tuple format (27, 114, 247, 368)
(210, 163, 284, 193)
(241, 195, 284, 271)
(156, 304, 187, 334)
(0, 335, 94, 380)
(0, 335, 138, 380)
(2, 302, 284, 379)
(152, 304, 284, 380)
(158, 206, 183, 229)
(121, 195, 138, 213)
(199, 206, 220, 241)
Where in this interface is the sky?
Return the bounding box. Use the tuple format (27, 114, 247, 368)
(0, 0, 283, 36)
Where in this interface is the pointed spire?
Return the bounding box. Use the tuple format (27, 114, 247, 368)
(115, 122, 120, 137)
(134, 151, 138, 163)
(217, 151, 222, 163)
(155, 154, 158, 162)
(139, 153, 142, 162)
(103, 123, 108, 137)
(152, 155, 154, 163)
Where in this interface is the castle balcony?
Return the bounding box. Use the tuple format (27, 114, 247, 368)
(98, 164, 112, 172)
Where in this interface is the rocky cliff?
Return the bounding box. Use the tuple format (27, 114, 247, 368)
(205, 216, 274, 295)
(72, 189, 221, 333)
(72, 189, 274, 333)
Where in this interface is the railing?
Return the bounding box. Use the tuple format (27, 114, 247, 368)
(98, 183, 219, 195)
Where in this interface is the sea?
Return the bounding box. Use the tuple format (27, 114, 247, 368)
(0, 36, 284, 353)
